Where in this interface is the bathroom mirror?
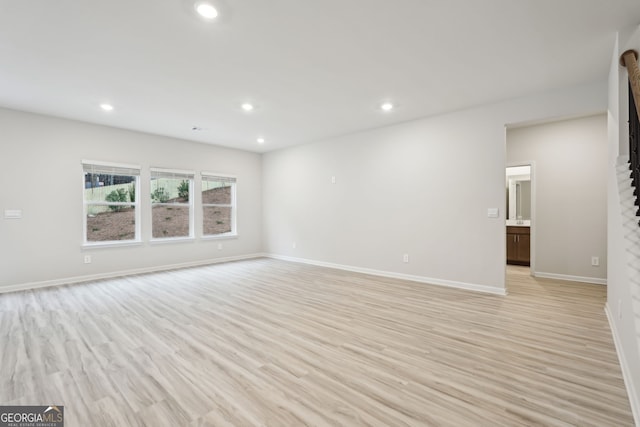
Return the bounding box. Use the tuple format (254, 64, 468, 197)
(506, 166, 531, 222)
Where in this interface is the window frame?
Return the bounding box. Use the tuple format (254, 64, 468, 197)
(150, 167, 195, 242)
(201, 172, 237, 239)
(82, 160, 142, 248)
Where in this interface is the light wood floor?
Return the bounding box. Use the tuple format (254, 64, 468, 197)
(0, 259, 634, 426)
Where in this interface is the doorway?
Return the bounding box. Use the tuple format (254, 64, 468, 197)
(505, 164, 535, 274)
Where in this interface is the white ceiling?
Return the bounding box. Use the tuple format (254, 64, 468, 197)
(1, 1, 639, 152)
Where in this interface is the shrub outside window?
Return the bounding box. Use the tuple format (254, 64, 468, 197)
(202, 173, 236, 237)
(83, 161, 141, 245)
(150, 168, 194, 240)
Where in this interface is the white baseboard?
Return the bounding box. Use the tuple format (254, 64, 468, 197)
(534, 271, 607, 285)
(0, 253, 266, 294)
(605, 303, 640, 426)
(267, 254, 507, 296)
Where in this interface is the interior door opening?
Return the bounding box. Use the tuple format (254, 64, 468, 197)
(506, 165, 531, 268)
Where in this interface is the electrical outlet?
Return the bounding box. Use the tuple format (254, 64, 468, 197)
(217, 243, 223, 250)
(292, 242, 297, 249)
(84, 255, 92, 264)
(591, 256, 599, 267)
(331, 176, 336, 184)
(403, 254, 409, 263)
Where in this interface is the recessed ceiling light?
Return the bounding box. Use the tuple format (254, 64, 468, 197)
(100, 103, 114, 112)
(257, 137, 265, 144)
(380, 102, 394, 112)
(195, 2, 218, 19)
(241, 103, 254, 112)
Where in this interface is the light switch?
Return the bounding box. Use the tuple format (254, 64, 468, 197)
(4, 209, 22, 219)
(487, 208, 499, 218)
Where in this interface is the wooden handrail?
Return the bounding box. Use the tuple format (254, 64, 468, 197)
(621, 49, 640, 123)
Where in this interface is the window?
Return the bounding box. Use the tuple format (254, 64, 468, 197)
(150, 168, 194, 240)
(83, 161, 140, 245)
(201, 173, 236, 237)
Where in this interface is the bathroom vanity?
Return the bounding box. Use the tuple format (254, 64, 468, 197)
(506, 225, 530, 266)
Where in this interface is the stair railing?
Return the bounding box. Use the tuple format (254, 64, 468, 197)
(621, 49, 640, 226)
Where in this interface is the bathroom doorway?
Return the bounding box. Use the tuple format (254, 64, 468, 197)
(506, 165, 533, 269)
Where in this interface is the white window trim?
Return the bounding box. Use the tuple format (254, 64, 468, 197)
(150, 168, 195, 241)
(201, 171, 236, 179)
(201, 173, 237, 238)
(201, 234, 238, 241)
(82, 159, 141, 171)
(151, 167, 195, 176)
(82, 161, 142, 247)
(149, 236, 195, 245)
(83, 241, 144, 249)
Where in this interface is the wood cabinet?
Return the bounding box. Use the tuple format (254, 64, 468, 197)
(507, 226, 530, 266)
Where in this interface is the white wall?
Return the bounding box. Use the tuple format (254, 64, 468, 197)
(607, 25, 640, 424)
(0, 108, 263, 290)
(263, 82, 607, 293)
(507, 114, 608, 282)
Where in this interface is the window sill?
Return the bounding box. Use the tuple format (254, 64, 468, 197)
(150, 237, 195, 245)
(201, 233, 238, 241)
(83, 240, 143, 250)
